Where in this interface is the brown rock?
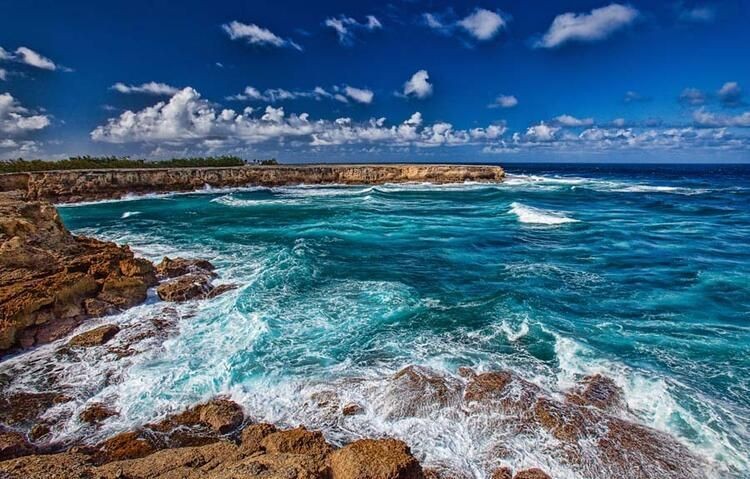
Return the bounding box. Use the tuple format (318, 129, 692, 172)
(68, 324, 120, 347)
(79, 403, 118, 424)
(329, 438, 424, 479)
(148, 398, 244, 435)
(206, 283, 238, 298)
(464, 371, 513, 403)
(93, 430, 159, 464)
(155, 257, 215, 279)
(0, 392, 70, 426)
(565, 374, 624, 411)
(156, 273, 213, 302)
(28, 423, 51, 442)
(0, 452, 92, 478)
(513, 468, 551, 479)
(342, 403, 363, 416)
(0, 431, 35, 461)
(388, 366, 462, 417)
(491, 467, 513, 479)
(240, 423, 278, 453)
(260, 427, 334, 457)
(0, 197, 156, 355)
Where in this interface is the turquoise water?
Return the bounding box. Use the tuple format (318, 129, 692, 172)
(13, 164, 750, 477)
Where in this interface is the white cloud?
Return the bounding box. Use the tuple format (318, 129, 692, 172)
(623, 90, 649, 103)
(524, 122, 560, 141)
(324, 15, 382, 45)
(0, 92, 51, 135)
(534, 4, 639, 48)
(680, 87, 706, 105)
(402, 70, 433, 99)
(111, 82, 180, 96)
(0, 47, 11, 61)
(554, 114, 594, 127)
(90, 87, 504, 149)
(0, 69, 6, 81)
(679, 6, 716, 23)
(422, 13, 444, 29)
(343, 86, 374, 104)
(718, 81, 742, 107)
(458, 9, 507, 41)
(693, 108, 750, 127)
(14, 47, 58, 70)
(488, 94, 518, 108)
(222, 21, 302, 51)
(227, 84, 373, 104)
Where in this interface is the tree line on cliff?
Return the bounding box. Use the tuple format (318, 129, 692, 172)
(0, 156, 278, 173)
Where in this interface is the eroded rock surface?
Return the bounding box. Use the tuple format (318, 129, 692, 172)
(0, 195, 156, 354)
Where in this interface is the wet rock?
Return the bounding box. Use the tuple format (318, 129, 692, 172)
(98, 275, 148, 309)
(92, 430, 159, 464)
(240, 423, 278, 453)
(388, 366, 462, 417)
(156, 273, 214, 302)
(491, 467, 513, 479)
(329, 438, 424, 479)
(565, 374, 624, 411)
(342, 403, 364, 416)
(0, 431, 35, 461)
(457, 366, 476, 379)
(79, 403, 118, 425)
(260, 427, 334, 457)
(513, 468, 551, 479)
(148, 398, 244, 435)
(0, 392, 71, 427)
(27, 423, 51, 442)
(206, 283, 239, 298)
(463, 371, 513, 402)
(68, 324, 120, 347)
(155, 257, 215, 279)
(0, 197, 156, 354)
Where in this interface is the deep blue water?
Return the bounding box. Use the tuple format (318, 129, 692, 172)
(10, 164, 750, 477)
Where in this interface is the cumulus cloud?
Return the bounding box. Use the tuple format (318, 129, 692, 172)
(343, 86, 374, 104)
(0, 46, 67, 72)
(718, 81, 743, 107)
(423, 9, 508, 43)
(554, 114, 595, 127)
(488, 94, 518, 108)
(534, 4, 639, 48)
(324, 15, 382, 45)
(402, 70, 433, 99)
(111, 82, 180, 96)
(693, 108, 750, 127)
(227, 84, 374, 104)
(0, 92, 51, 135)
(222, 21, 302, 51)
(679, 87, 707, 105)
(524, 122, 560, 142)
(457, 9, 507, 41)
(90, 87, 504, 149)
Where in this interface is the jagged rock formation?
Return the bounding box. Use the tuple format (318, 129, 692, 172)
(0, 164, 505, 203)
(0, 194, 157, 355)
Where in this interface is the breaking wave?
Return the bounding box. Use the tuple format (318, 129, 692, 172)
(509, 202, 579, 225)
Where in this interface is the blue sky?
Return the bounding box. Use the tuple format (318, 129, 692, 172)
(1, 0, 749, 162)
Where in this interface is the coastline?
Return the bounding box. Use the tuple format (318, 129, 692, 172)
(0, 164, 505, 204)
(0, 165, 713, 478)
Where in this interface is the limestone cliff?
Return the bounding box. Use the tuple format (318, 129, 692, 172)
(0, 164, 504, 203)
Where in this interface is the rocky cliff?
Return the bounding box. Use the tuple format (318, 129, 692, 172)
(0, 164, 504, 203)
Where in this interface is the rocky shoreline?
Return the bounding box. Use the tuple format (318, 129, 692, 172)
(0, 164, 505, 204)
(0, 166, 709, 478)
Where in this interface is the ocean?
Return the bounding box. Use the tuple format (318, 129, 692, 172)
(5, 163, 749, 478)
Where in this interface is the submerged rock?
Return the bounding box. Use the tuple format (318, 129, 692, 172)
(156, 273, 213, 302)
(68, 324, 120, 347)
(565, 374, 624, 411)
(79, 403, 118, 425)
(0, 431, 35, 461)
(0, 392, 71, 427)
(387, 366, 462, 417)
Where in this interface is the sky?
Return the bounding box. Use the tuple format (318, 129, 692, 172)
(1, 0, 749, 163)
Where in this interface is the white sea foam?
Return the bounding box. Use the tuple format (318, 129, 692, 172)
(503, 174, 709, 196)
(509, 202, 579, 225)
(500, 319, 530, 342)
(120, 211, 140, 218)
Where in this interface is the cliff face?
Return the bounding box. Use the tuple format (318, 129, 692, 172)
(0, 164, 504, 203)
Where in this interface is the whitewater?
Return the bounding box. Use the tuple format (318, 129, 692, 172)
(2, 163, 749, 478)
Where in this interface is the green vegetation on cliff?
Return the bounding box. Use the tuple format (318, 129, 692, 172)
(0, 156, 278, 173)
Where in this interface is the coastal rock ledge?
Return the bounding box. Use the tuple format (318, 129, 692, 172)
(0, 164, 505, 203)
